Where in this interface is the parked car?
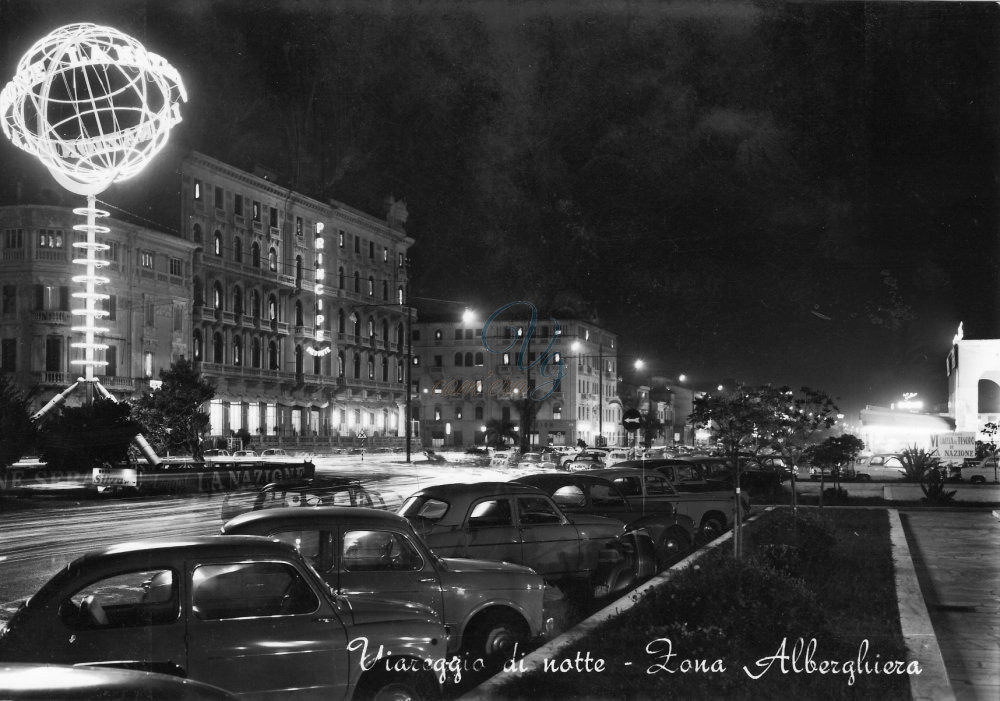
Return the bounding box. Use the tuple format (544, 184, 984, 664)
(221, 506, 551, 664)
(957, 456, 999, 484)
(231, 449, 258, 459)
(0, 537, 445, 700)
(850, 454, 906, 481)
(219, 477, 386, 522)
(516, 452, 559, 470)
(589, 467, 747, 543)
(0, 663, 239, 700)
(201, 449, 231, 459)
(562, 451, 608, 471)
(617, 457, 729, 492)
(260, 448, 292, 458)
(398, 482, 655, 599)
(510, 473, 696, 568)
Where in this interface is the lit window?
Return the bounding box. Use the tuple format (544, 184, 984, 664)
(194, 179, 202, 200)
(140, 251, 154, 269)
(383, 247, 388, 262)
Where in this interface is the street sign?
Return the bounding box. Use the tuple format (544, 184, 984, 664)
(622, 409, 642, 432)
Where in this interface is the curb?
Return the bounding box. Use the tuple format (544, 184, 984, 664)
(888, 509, 955, 701)
(457, 514, 757, 700)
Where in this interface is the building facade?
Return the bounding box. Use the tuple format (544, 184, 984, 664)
(0, 204, 197, 410)
(947, 332, 1000, 435)
(411, 314, 623, 449)
(181, 152, 414, 444)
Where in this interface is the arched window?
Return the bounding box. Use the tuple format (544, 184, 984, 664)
(455, 353, 463, 366)
(233, 336, 242, 366)
(295, 256, 303, 285)
(367, 355, 375, 380)
(250, 290, 261, 319)
(381, 319, 389, 343)
(268, 341, 279, 370)
(381, 357, 389, 382)
(398, 286, 404, 305)
(252, 338, 261, 368)
(353, 314, 361, 337)
(232, 286, 243, 316)
(295, 300, 304, 326)
(213, 281, 224, 309)
(434, 329, 443, 340)
(396, 323, 404, 350)
(192, 223, 203, 244)
(979, 379, 1000, 413)
(268, 247, 278, 272)
(268, 295, 278, 321)
(251, 242, 261, 268)
(464, 352, 473, 366)
(338, 309, 346, 334)
(338, 267, 345, 289)
(353, 353, 361, 379)
(337, 351, 345, 378)
(233, 236, 242, 263)
(382, 280, 388, 300)
(213, 332, 224, 363)
(397, 359, 404, 383)
(295, 345, 303, 375)
(193, 330, 202, 360)
(214, 230, 223, 256)
(353, 272, 360, 293)
(475, 352, 484, 366)
(368, 276, 375, 296)
(368, 316, 375, 340)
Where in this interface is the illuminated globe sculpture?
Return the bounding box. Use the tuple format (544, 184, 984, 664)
(0, 24, 185, 462)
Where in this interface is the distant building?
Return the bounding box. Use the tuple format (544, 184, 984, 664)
(946, 328, 1000, 435)
(411, 314, 622, 448)
(0, 204, 197, 410)
(181, 152, 414, 444)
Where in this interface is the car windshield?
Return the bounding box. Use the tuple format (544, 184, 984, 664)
(399, 495, 450, 522)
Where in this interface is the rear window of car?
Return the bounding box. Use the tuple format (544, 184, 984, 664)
(399, 496, 449, 521)
(61, 568, 179, 630)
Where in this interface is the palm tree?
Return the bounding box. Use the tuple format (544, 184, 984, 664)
(484, 417, 517, 450)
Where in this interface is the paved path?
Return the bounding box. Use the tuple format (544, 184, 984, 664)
(901, 509, 1000, 701)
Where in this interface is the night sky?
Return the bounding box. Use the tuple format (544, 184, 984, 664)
(1, 0, 997, 417)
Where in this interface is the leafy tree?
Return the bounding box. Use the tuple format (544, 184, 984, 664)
(690, 382, 785, 557)
(484, 417, 517, 450)
(804, 434, 865, 499)
(639, 410, 663, 450)
(132, 358, 215, 460)
(976, 422, 998, 459)
(37, 398, 141, 471)
(0, 374, 36, 468)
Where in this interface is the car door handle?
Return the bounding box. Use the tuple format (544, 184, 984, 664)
(418, 578, 436, 583)
(313, 617, 339, 623)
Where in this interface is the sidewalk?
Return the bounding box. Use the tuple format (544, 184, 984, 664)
(900, 509, 1000, 701)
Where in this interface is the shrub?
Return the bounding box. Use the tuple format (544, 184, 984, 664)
(822, 486, 849, 503)
(748, 508, 836, 567)
(899, 445, 940, 482)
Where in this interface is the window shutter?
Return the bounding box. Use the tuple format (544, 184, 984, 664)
(35, 284, 43, 310)
(59, 286, 69, 311)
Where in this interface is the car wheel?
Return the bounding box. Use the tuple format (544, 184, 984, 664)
(656, 526, 692, 570)
(353, 671, 439, 701)
(971, 476, 985, 484)
(858, 474, 872, 482)
(464, 610, 529, 669)
(698, 515, 726, 544)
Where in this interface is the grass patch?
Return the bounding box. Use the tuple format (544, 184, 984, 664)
(489, 509, 911, 700)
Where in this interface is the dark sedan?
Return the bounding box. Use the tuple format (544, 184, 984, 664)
(510, 473, 696, 568)
(219, 477, 385, 522)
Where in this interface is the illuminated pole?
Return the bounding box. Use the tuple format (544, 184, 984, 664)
(405, 296, 412, 463)
(1, 23, 185, 460)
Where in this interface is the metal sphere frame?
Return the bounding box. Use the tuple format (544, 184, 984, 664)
(0, 22, 186, 195)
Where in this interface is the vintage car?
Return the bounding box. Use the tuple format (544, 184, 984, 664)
(848, 454, 906, 481)
(510, 473, 696, 568)
(221, 506, 551, 664)
(589, 467, 747, 543)
(260, 448, 292, 458)
(219, 477, 386, 522)
(398, 482, 656, 599)
(515, 452, 559, 470)
(959, 456, 999, 484)
(0, 537, 445, 701)
(0, 663, 239, 700)
(230, 449, 259, 459)
(562, 451, 608, 472)
(615, 457, 731, 491)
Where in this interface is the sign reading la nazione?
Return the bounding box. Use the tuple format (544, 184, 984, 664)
(930, 432, 976, 462)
